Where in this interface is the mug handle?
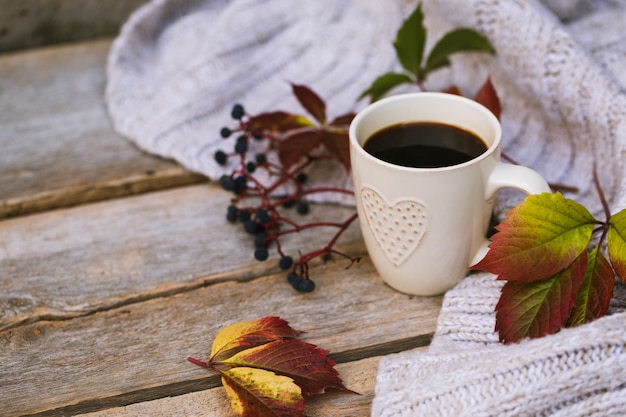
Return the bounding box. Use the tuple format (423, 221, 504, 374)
(470, 161, 551, 265)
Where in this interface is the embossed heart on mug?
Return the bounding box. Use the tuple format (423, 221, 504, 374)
(360, 186, 428, 266)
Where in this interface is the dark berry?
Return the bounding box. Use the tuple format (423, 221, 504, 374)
(243, 219, 259, 234)
(252, 133, 264, 141)
(254, 247, 269, 261)
(278, 256, 293, 270)
(219, 175, 235, 191)
(214, 150, 228, 165)
(256, 208, 271, 224)
(231, 103, 245, 120)
(246, 161, 256, 173)
(233, 175, 247, 194)
(238, 210, 251, 222)
(234, 135, 248, 154)
(287, 273, 301, 287)
(226, 205, 238, 222)
(254, 232, 268, 248)
(296, 201, 310, 215)
(220, 127, 232, 138)
(296, 172, 308, 184)
(297, 279, 315, 292)
(255, 153, 267, 165)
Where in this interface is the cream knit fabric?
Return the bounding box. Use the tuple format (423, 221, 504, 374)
(105, 0, 626, 415)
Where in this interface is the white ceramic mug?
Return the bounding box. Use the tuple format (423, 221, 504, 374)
(349, 92, 550, 296)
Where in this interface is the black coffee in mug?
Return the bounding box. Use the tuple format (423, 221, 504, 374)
(363, 121, 488, 168)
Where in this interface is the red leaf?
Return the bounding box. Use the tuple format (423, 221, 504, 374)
(567, 247, 615, 326)
(221, 368, 305, 417)
(441, 84, 462, 95)
(474, 76, 501, 120)
(210, 316, 302, 361)
(472, 192, 596, 282)
(328, 112, 356, 128)
(278, 130, 324, 170)
(247, 111, 312, 134)
(220, 339, 347, 396)
(321, 130, 351, 171)
(291, 83, 326, 125)
(495, 251, 587, 344)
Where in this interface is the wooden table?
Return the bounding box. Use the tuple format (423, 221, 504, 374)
(0, 39, 442, 417)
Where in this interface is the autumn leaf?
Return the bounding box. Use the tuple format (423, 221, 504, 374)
(567, 247, 614, 327)
(210, 316, 302, 361)
(321, 130, 351, 171)
(472, 192, 597, 282)
(608, 208, 626, 281)
(221, 367, 304, 417)
(246, 111, 313, 134)
(473, 76, 501, 120)
(292, 83, 326, 125)
(278, 130, 324, 170)
(189, 316, 351, 417)
(218, 339, 345, 396)
(495, 251, 587, 344)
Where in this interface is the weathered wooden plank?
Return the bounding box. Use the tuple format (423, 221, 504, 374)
(0, 39, 206, 219)
(0, 0, 148, 53)
(77, 353, 420, 417)
(0, 260, 441, 416)
(0, 183, 363, 331)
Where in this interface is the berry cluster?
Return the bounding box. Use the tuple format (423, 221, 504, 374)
(214, 99, 359, 292)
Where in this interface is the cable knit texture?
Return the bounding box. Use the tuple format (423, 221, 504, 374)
(106, 0, 626, 415)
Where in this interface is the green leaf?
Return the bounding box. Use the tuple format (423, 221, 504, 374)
(608, 208, 626, 282)
(221, 367, 305, 417)
(393, 3, 427, 75)
(359, 72, 414, 102)
(495, 251, 587, 344)
(567, 247, 614, 327)
(424, 28, 495, 76)
(219, 339, 346, 396)
(472, 192, 597, 282)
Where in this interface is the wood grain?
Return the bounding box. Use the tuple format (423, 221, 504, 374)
(76, 352, 426, 417)
(0, 258, 441, 416)
(0, 183, 363, 331)
(0, 39, 206, 219)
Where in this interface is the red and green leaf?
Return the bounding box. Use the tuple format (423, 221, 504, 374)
(221, 367, 305, 417)
(246, 111, 313, 134)
(219, 339, 347, 396)
(608, 208, 626, 282)
(278, 130, 324, 170)
(567, 247, 614, 327)
(472, 192, 597, 282)
(291, 83, 326, 125)
(210, 316, 302, 361)
(473, 76, 501, 120)
(495, 251, 587, 344)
